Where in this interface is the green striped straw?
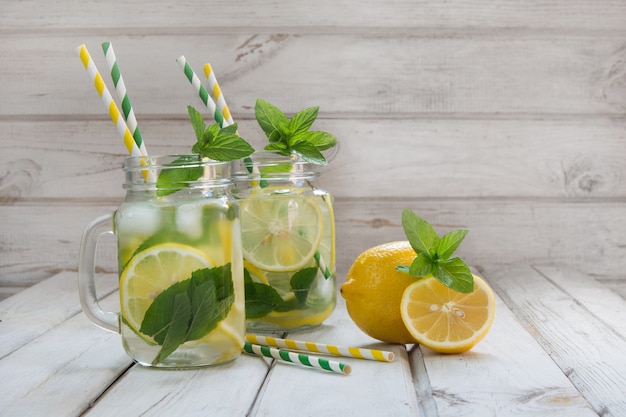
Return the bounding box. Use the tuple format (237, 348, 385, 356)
(243, 342, 351, 375)
(101, 41, 148, 157)
(176, 56, 226, 128)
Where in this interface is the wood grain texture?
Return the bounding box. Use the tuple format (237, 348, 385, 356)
(3, 118, 625, 199)
(2, 0, 626, 31)
(2, 34, 626, 117)
(485, 265, 626, 416)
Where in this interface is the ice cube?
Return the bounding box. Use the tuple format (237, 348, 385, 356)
(116, 202, 161, 237)
(175, 202, 204, 239)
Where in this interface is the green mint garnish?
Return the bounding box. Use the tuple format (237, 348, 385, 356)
(243, 266, 319, 318)
(396, 209, 474, 293)
(156, 155, 204, 197)
(139, 264, 234, 365)
(243, 269, 284, 319)
(155, 106, 254, 196)
(188, 105, 254, 161)
(254, 99, 337, 165)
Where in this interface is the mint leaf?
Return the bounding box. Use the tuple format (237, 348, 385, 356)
(290, 140, 327, 165)
(186, 105, 255, 162)
(436, 229, 468, 260)
(188, 105, 206, 142)
(254, 99, 337, 165)
(153, 292, 191, 365)
(244, 269, 284, 318)
(289, 106, 318, 136)
(203, 131, 255, 161)
(402, 209, 439, 256)
(399, 208, 474, 293)
(304, 131, 338, 151)
(140, 280, 190, 344)
(432, 257, 474, 293)
(290, 267, 318, 304)
(156, 155, 204, 197)
(255, 99, 288, 138)
(185, 265, 234, 341)
(408, 253, 435, 277)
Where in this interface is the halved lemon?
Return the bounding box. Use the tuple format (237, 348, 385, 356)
(400, 274, 496, 353)
(240, 193, 322, 272)
(119, 243, 214, 333)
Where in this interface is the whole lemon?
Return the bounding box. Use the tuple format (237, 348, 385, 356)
(341, 241, 419, 344)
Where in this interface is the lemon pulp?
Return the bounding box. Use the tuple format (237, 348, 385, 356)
(400, 274, 496, 353)
(240, 191, 323, 272)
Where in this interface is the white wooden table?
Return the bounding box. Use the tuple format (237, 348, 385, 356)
(1, 265, 624, 416)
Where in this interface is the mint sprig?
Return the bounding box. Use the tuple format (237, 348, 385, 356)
(188, 105, 254, 161)
(396, 209, 474, 293)
(254, 99, 337, 165)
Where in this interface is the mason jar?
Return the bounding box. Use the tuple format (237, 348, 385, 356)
(79, 155, 245, 368)
(233, 151, 336, 332)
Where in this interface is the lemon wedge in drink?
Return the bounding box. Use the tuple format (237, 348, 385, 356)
(120, 243, 214, 333)
(240, 191, 323, 272)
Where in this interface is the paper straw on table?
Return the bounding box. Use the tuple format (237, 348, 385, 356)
(77, 44, 142, 158)
(246, 334, 394, 362)
(101, 41, 148, 157)
(176, 56, 227, 128)
(243, 342, 351, 375)
(203, 63, 234, 126)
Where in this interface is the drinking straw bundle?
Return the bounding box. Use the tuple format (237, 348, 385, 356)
(243, 334, 394, 375)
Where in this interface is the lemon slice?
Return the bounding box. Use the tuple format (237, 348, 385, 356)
(120, 243, 214, 333)
(400, 274, 496, 353)
(240, 193, 322, 272)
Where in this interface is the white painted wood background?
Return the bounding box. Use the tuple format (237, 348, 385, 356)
(1, 0, 626, 299)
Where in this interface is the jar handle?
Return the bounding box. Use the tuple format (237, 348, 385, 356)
(78, 214, 119, 333)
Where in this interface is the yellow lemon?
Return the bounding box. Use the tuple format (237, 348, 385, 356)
(341, 241, 419, 344)
(400, 274, 495, 353)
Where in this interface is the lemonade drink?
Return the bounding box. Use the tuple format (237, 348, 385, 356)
(234, 152, 336, 331)
(79, 155, 245, 368)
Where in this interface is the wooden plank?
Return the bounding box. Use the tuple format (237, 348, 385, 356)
(596, 278, 626, 300)
(2, 199, 625, 289)
(3, 118, 626, 200)
(533, 265, 626, 339)
(415, 289, 597, 416)
(249, 296, 420, 417)
(484, 265, 626, 416)
(1, 34, 625, 117)
(0, 291, 132, 417)
(331, 199, 626, 279)
(2, 0, 625, 31)
(0, 271, 118, 358)
(83, 352, 270, 417)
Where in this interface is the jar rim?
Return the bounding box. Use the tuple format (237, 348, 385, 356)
(122, 154, 233, 189)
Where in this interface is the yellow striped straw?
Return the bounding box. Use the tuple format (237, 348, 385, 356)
(203, 63, 234, 126)
(246, 334, 395, 363)
(77, 44, 142, 158)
